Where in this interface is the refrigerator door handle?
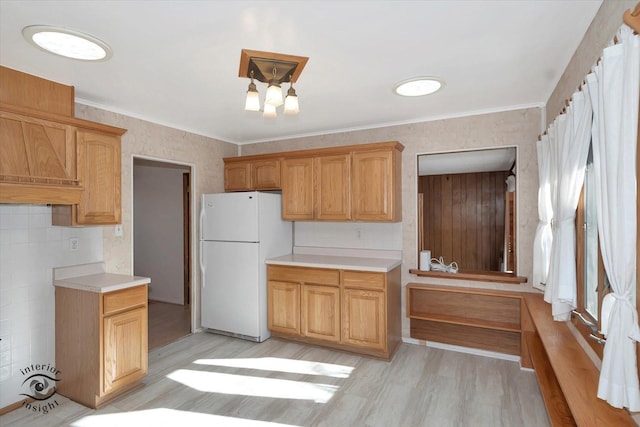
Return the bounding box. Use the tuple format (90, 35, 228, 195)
(200, 240, 205, 288)
(199, 200, 205, 239)
(199, 200, 206, 288)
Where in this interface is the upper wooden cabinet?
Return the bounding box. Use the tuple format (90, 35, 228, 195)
(224, 161, 251, 191)
(315, 154, 351, 221)
(352, 149, 401, 222)
(52, 129, 122, 226)
(0, 112, 76, 180)
(281, 157, 314, 220)
(224, 158, 281, 191)
(0, 67, 126, 216)
(282, 154, 351, 221)
(252, 159, 281, 189)
(1, 65, 74, 117)
(228, 141, 403, 222)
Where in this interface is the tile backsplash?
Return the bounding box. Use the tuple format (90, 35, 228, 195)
(0, 204, 103, 408)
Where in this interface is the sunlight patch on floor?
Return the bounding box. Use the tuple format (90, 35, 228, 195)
(192, 357, 354, 378)
(167, 369, 338, 403)
(70, 408, 300, 427)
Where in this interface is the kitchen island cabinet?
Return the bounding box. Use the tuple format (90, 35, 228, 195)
(54, 263, 150, 408)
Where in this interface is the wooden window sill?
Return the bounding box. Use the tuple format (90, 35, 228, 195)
(523, 293, 635, 426)
(409, 268, 528, 284)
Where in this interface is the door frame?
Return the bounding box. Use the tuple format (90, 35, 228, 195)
(131, 154, 197, 332)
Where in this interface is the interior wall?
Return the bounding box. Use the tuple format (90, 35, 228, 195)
(420, 171, 509, 271)
(240, 106, 541, 339)
(294, 222, 402, 251)
(546, 0, 635, 124)
(238, 0, 626, 341)
(0, 204, 103, 408)
(134, 162, 188, 305)
(74, 104, 237, 330)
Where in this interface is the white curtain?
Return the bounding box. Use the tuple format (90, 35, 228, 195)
(544, 90, 593, 320)
(587, 25, 640, 411)
(532, 134, 553, 291)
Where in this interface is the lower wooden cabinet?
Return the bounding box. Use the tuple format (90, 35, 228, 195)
(267, 264, 401, 359)
(103, 306, 147, 394)
(267, 280, 300, 335)
(342, 288, 386, 351)
(55, 285, 148, 408)
(301, 284, 341, 342)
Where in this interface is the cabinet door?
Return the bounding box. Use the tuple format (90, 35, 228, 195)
(352, 149, 398, 221)
(301, 284, 340, 342)
(252, 159, 281, 190)
(315, 154, 351, 221)
(267, 280, 300, 335)
(103, 306, 148, 394)
(76, 130, 121, 224)
(224, 161, 251, 191)
(281, 157, 314, 220)
(342, 288, 386, 351)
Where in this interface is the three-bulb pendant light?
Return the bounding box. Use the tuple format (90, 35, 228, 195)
(245, 66, 299, 117)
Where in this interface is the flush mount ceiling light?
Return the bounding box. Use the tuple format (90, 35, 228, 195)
(394, 77, 445, 97)
(22, 25, 112, 61)
(239, 49, 308, 117)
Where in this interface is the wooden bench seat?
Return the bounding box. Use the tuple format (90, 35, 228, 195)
(522, 293, 635, 426)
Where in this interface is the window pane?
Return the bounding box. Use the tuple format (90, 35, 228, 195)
(584, 149, 598, 319)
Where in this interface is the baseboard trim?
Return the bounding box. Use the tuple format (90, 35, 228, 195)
(0, 397, 32, 416)
(402, 337, 521, 363)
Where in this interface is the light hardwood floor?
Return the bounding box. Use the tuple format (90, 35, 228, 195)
(0, 333, 550, 426)
(148, 300, 191, 350)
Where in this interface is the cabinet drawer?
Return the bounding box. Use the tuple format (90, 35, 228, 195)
(268, 265, 339, 286)
(103, 285, 147, 316)
(343, 270, 385, 290)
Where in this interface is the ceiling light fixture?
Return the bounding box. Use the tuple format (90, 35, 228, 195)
(239, 49, 308, 118)
(244, 70, 260, 112)
(394, 77, 444, 97)
(22, 25, 112, 61)
(284, 77, 299, 115)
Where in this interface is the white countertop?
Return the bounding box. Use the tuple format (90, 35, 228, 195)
(53, 262, 150, 293)
(266, 247, 402, 272)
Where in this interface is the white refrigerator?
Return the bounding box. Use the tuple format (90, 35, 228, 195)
(199, 192, 292, 342)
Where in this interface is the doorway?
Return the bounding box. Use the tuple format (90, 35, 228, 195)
(133, 157, 192, 350)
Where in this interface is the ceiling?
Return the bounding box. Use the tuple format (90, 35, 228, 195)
(418, 147, 516, 176)
(0, 1, 603, 145)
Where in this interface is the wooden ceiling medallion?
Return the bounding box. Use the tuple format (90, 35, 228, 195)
(238, 49, 309, 83)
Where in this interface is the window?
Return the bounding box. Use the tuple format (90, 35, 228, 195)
(416, 147, 518, 278)
(575, 145, 606, 357)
